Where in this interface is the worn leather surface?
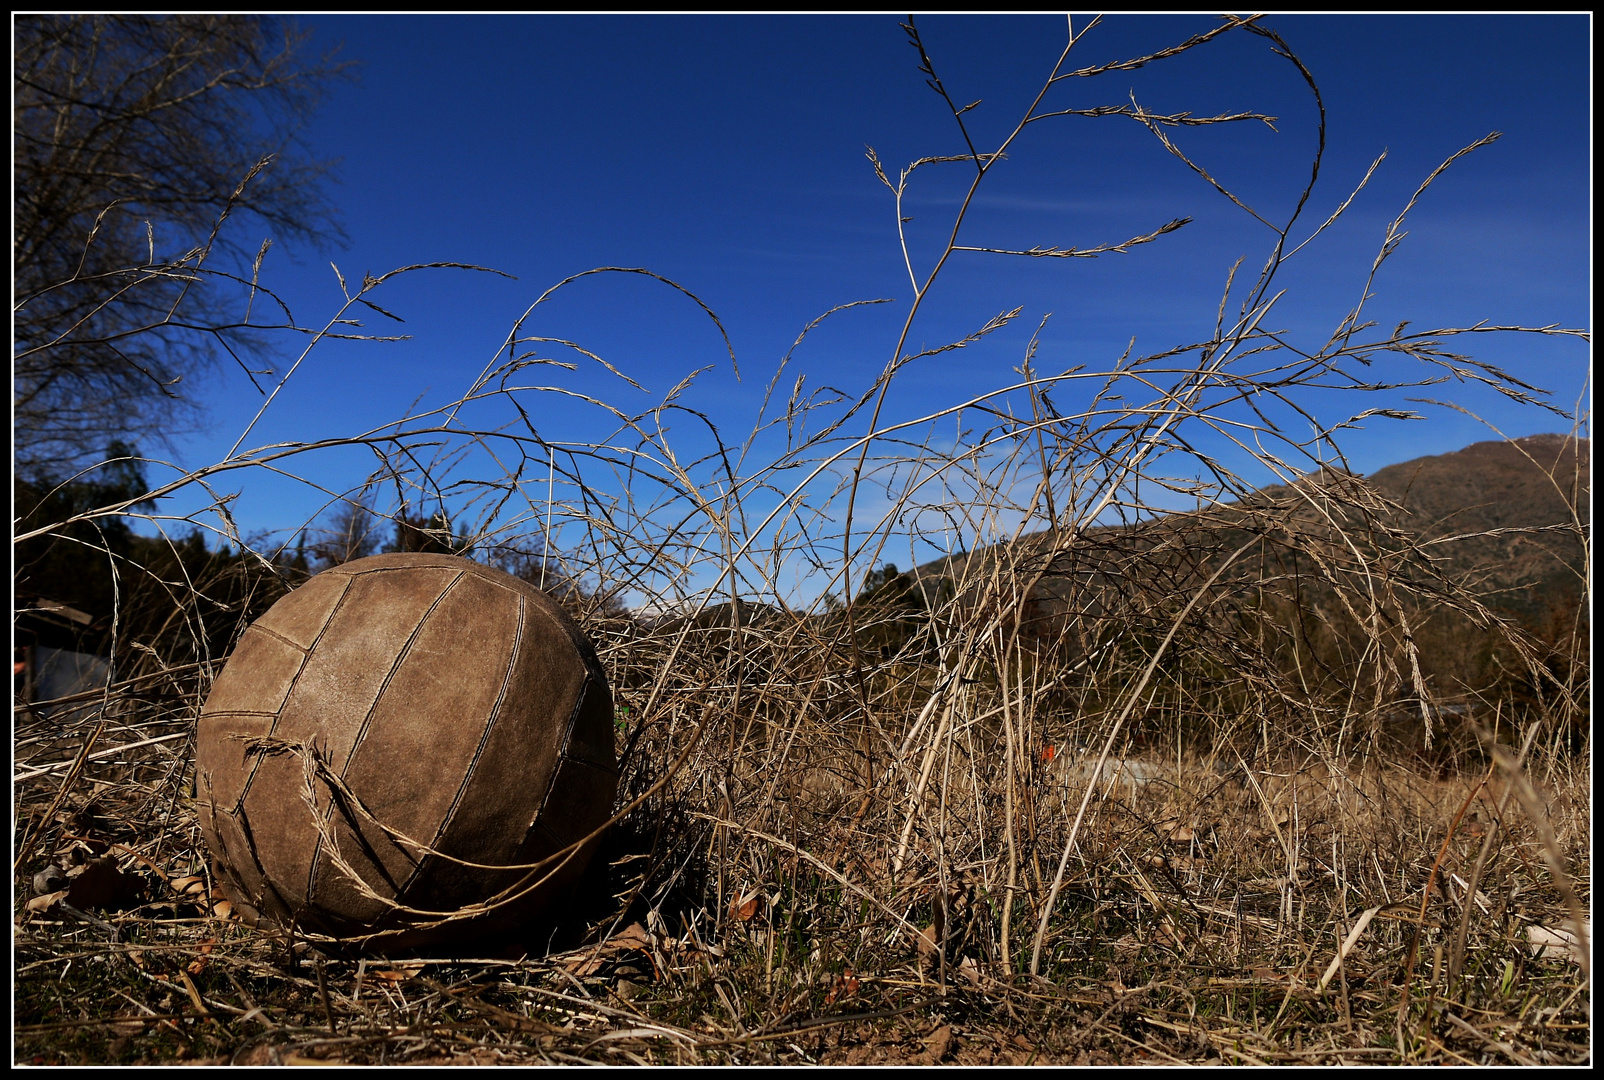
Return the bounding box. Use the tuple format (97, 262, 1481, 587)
(194, 552, 616, 951)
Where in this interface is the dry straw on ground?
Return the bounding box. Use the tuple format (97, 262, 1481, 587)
(14, 16, 1589, 1065)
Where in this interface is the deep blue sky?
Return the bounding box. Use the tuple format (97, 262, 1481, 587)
(170, 14, 1590, 558)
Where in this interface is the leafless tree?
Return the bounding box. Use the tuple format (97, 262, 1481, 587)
(13, 14, 351, 479)
(310, 492, 381, 569)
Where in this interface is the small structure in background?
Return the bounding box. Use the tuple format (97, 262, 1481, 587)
(13, 594, 113, 722)
(1037, 741, 1167, 800)
(1054, 753, 1165, 799)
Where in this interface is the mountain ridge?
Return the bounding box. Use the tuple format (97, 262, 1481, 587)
(897, 433, 1588, 635)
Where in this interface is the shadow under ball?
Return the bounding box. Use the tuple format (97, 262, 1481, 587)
(194, 553, 617, 952)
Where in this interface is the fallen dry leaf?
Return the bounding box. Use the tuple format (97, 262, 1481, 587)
(170, 874, 206, 897)
(563, 922, 656, 977)
(730, 891, 763, 922)
(187, 938, 218, 976)
(607, 922, 652, 951)
(824, 968, 859, 1005)
(373, 962, 426, 983)
(1526, 922, 1590, 966)
(26, 890, 67, 914)
(565, 954, 605, 978)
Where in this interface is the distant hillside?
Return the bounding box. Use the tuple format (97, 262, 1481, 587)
(1367, 433, 1587, 534)
(1210, 433, 1591, 625)
(879, 434, 1588, 710)
(1362, 434, 1588, 627)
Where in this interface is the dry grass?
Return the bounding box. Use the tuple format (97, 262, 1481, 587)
(14, 15, 1590, 1065)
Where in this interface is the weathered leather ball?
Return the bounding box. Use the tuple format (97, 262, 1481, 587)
(194, 552, 616, 951)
